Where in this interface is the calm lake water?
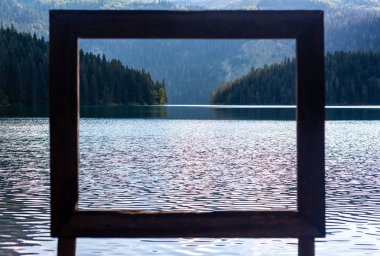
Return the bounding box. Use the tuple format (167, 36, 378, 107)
(0, 106, 380, 255)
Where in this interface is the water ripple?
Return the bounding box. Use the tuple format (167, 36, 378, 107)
(79, 119, 297, 212)
(0, 118, 379, 255)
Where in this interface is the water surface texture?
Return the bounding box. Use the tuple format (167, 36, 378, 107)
(79, 119, 297, 211)
(0, 115, 379, 255)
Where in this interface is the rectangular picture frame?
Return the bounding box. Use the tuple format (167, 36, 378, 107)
(50, 10, 325, 240)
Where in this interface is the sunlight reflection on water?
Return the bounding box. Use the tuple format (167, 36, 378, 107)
(0, 118, 379, 255)
(78, 119, 297, 212)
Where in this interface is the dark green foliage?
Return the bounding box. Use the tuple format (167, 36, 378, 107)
(325, 51, 380, 105)
(79, 50, 167, 106)
(211, 51, 380, 105)
(211, 58, 295, 105)
(0, 26, 167, 107)
(0, 25, 48, 107)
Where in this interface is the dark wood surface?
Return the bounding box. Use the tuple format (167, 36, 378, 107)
(296, 11, 325, 236)
(50, 10, 319, 39)
(50, 12, 80, 236)
(58, 238, 76, 256)
(57, 210, 322, 238)
(299, 238, 315, 256)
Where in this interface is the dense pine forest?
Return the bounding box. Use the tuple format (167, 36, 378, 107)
(1, 24, 379, 107)
(79, 50, 167, 106)
(210, 51, 380, 105)
(0, 26, 167, 107)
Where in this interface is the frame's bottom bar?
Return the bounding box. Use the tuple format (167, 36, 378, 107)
(54, 210, 323, 238)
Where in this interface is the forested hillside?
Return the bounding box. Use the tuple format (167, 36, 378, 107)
(0, 26, 167, 107)
(210, 51, 380, 105)
(79, 50, 167, 106)
(80, 10, 380, 104)
(1, 0, 379, 104)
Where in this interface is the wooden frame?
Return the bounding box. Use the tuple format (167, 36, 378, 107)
(50, 10, 325, 255)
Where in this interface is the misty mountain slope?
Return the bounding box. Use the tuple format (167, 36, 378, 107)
(0, 0, 48, 37)
(326, 9, 380, 51)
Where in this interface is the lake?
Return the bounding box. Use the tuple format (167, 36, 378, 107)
(0, 106, 380, 255)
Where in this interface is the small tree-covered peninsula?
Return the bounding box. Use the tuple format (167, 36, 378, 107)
(211, 51, 380, 105)
(0, 26, 167, 107)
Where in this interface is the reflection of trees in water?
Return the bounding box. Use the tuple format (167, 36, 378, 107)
(212, 107, 380, 121)
(2, 106, 380, 120)
(327, 108, 380, 120)
(81, 106, 167, 118)
(0, 106, 48, 117)
(212, 107, 295, 120)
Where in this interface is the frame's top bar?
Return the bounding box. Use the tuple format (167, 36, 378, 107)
(50, 10, 323, 39)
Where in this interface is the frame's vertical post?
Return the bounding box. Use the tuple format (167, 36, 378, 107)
(58, 238, 76, 256)
(50, 11, 80, 236)
(296, 11, 325, 235)
(298, 238, 315, 256)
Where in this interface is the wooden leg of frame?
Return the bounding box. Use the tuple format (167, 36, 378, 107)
(58, 237, 76, 256)
(298, 238, 315, 256)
